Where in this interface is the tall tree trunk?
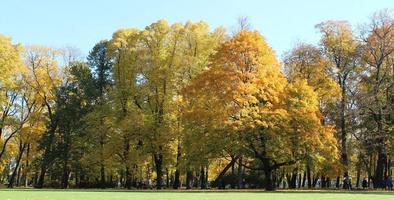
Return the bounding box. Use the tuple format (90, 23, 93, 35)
(154, 152, 163, 189)
(173, 142, 181, 189)
(8, 142, 26, 188)
(238, 156, 243, 189)
(374, 146, 387, 188)
(36, 121, 57, 188)
(298, 173, 302, 188)
(200, 166, 206, 189)
(340, 82, 348, 172)
(61, 159, 69, 189)
(24, 143, 30, 187)
(263, 167, 274, 191)
(306, 164, 312, 188)
(356, 167, 360, 188)
(302, 171, 306, 188)
(16, 164, 22, 187)
(166, 168, 170, 188)
(99, 134, 106, 189)
(186, 170, 193, 189)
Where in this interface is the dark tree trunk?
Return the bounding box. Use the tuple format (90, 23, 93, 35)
(340, 84, 348, 171)
(16, 164, 22, 187)
(302, 171, 306, 188)
(263, 167, 274, 191)
(99, 134, 106, 189)
(374, 149, 387, 188)
(8, 143, 26, 188)
(356, 167, 361, 188)
(336, 176, 340, 188)
(307, 165, 312, 188)
(61, 159, 69, 189)
(166, 168, 169, 188)
(298, 173, 302, 188)
(125, 166, 132, 189)
(212, 156, 238, 188)
(289, 170, 297, 189)
(205, 166, 209, 188)
(200, 166, 206, 189)
(100, 163, 106, 188)
(24, 143, 30, 187)
(154, 153, 163, 189)
(238, 157, 243, 189)
(173, 142, 181, 189)
(186, 170, 193, 189)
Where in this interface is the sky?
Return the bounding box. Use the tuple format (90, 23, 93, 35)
(0, 0, 393, 59)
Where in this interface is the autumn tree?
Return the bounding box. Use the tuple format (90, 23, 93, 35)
(183, 30, 338, 190)
(108, 20, 223, 189)
(358, 9, 394, 188)
(283, 43, 341, 187)
(0, 34, 26, 163)
(316, 21, 360, 175)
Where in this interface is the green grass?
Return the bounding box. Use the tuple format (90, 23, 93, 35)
(0, 190, 393, 200)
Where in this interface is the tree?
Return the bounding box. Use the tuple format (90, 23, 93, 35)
(183, 30, 338, 190)
(0, 34, 30, 164)
(85, 40, 113, 188)
(283, 43, 342, 187)
(316, 21, 360, 174)
(108, 20, 223, 189)
(23, 45, 64, 188)
(359, 9, 393, 188)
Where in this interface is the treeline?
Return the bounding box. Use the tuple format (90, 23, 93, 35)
(0, 10, 393, 191)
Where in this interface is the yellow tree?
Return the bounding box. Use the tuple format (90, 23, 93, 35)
(23, 45, 64, 188)
(283, 43, 341, 187)
(183, 30, 337, 190)
(0, 34, 27, 163)
(108, 20, 223, 189)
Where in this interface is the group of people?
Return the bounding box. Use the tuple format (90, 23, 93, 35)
(342, 173, 393, 190)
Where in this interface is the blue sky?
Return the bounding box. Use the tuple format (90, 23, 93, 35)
(0, 0, 393, 58)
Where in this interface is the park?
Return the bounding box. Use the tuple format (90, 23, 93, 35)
(0, 0, 393, 199)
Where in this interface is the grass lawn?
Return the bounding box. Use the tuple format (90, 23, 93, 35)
(0, 190, 393, 200)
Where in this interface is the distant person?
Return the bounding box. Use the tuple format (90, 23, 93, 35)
(343, 174, 352, 190)
(362, 177, 368, 189)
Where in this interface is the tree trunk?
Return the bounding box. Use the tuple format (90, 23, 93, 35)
(166, 168, 169, 188)
(212, 156, 238, 188)
(16, 164, 22, 187)
(238, 157, 243, 189)
(173, 142, 181, 189)
(340, 84, 348, 171)
(61, 159, 69, 189)
(24, 143, 30, 187)
(154, 153, 163, 189)
(99, 134, 106, 189)
(200, 166, 206, 189)
(125, 166, 132, 189)
(307, 165, 312, 188)
(374, 149, 387, 188)
(356, 167, 361, 188)
(186, 170, 193, 189)
(302, 171, 306, 188)
(263, 167, 275, 191)
(8, 143, 26, 188)
(298, 173, 302, 188)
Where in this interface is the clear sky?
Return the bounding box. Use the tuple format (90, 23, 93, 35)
(0, 0, 393, 58)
